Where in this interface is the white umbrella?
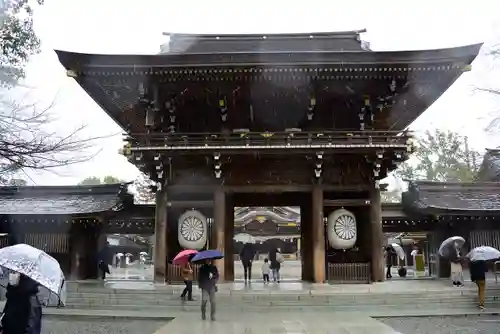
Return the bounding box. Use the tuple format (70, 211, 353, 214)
(0, 244, 66, 306)
(116, 252, 124, 257)
(467, 246, 500, 261)
(438, 236, 466, 258)
(391, 243, 406, 260)
(139, 251, 148, 255)
(233, 233, 256, 244)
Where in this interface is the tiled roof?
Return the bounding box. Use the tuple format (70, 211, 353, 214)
(402, 181, 500, 213)
(477, 149, 500, 182)
(0, 184, 128, 215)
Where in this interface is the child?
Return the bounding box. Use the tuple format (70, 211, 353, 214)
(262, 258, 270, 283)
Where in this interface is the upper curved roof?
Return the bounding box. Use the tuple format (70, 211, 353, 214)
(160, 30, 371, 54)
(56, 43, 482, 69)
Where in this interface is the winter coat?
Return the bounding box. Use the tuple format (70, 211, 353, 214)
(240, 244, 255, 263)
(1, 276, 42, 334)
(470, 260, 488, 282)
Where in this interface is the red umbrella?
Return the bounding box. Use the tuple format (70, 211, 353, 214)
(173, 249, 198, 265)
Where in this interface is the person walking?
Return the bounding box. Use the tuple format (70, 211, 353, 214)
(270, 248, 283, 283)
(470, 259, 488, 309)
(198, 260, 219, 321)
(1, 273, 42, 334)
(385, 246, 396, 279)
(180, 263, 195, 301)
(98, 242, 112, 280)
(239, 243, 255, 283)
(261, 258, 270, 284)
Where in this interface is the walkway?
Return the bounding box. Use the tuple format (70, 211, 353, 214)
(154, 313, 401, 334)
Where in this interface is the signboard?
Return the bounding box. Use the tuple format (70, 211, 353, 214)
(414, 254, 426, 277)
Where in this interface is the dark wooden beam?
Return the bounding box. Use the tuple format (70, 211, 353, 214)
(323, 199, 371, 207)
(167, 200, 214, 208)
(166, 184, 372, 193)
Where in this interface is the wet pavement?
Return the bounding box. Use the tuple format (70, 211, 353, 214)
(41, 319, 167, 334)
(155, 313, 401, 334)
(380, 315, 500, 334)
(107, 260, 304, 281)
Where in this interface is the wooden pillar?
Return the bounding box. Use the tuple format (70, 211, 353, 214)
(300, 202, 313, 281)
(153, 186, 168, 283)
(370, 188, 384, 282)
(224, 193, 234, 281)
(214, 188, 226, 281)
(312, 186, 326, 283)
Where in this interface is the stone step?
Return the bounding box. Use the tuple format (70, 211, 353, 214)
(66, 288, 499, 295)
(66, 295, 500, 306)
(65, 287, 500, 297)
(61, 301, 500, 312)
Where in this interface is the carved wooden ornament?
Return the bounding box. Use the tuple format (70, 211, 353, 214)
(327, 208, 357, 250)
(177, 210, 208, 250)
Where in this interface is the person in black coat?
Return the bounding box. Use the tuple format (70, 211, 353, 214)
(268, 246, 281, 282)
(385, 246, 396, 279)
(1, 274, 42, 334)
(470, 260, 488, 309)
(239, 243, 255, 283)
(98, 242, 112, 279)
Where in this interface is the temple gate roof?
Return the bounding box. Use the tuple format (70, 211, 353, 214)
(402, 180, 500, 214)
(0, 184, 130, 215)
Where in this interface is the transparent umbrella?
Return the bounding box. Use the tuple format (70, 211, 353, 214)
(0, 244, 66, 306)
(438, 236, 465, 258)
(467, 246, 500, 261)
(391, 243, 406, 260)
(233, 233, 256, 244)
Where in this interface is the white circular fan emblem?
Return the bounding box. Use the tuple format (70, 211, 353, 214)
(178, 210, 207, 250)
(327, 208, 357, 250)
(334, 214, 356, 240)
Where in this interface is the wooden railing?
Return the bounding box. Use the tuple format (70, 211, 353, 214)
(167, 264, 202, 284)
(127, 130, 412, 152)
(327, 262, 371, 284)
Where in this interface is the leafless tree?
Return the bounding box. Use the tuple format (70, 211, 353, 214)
(0, 91, 107, 183)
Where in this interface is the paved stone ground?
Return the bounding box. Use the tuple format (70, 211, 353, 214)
(108, 260, 304, 281)
(156, 313, 400, 334)
(41, 319, 167, 334)
(379, 315, 500, 334)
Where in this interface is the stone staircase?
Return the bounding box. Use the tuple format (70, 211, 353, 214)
(61, 281, 500, 314)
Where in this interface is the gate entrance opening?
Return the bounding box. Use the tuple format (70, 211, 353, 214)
(234, 206, 301, 282)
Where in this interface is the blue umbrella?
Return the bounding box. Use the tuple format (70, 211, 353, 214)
(191, 250, 224, 262)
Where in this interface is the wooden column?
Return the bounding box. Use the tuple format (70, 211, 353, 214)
(214, 188, 226, 281)
(312, 186, 326, 283)
(300, 203, 313, 281)
(224, 193, 234, 281)
(153, 186, 168, 283)
(370, 188, 384, 282)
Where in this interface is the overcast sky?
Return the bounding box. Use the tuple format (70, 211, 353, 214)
(16, 0, 500, 185)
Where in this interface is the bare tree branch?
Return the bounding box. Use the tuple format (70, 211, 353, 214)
(0, 91, 116, 183)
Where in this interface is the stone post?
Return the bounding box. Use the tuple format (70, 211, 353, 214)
(312, 186, 326, 283)
(153, 185, 168, 283)
(370, 187, 384, 282)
